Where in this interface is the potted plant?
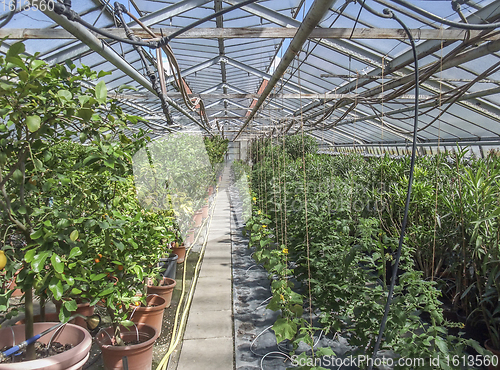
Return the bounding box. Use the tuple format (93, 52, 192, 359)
(0, 42, 146, 364)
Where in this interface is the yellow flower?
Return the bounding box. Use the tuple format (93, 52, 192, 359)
(280, 294, 285, 301)
(262, 225, 267, 228)
(257, 210, 262, 215)
(253, 197, 257, 202)
(283, 248, 289, 254)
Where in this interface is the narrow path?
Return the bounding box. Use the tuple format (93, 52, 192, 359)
(175, 166, 234, 370)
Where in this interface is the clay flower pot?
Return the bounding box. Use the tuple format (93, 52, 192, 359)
(96, 323, 157, 370)
(201, 204, 209, 219)
(0, 322, 92, 370)
(129, 295, 167, 338)
(172, 244, 186, 264)
(15, 312, 59, 325)
(186, 230, 195, 246)
(54, 301, 95, 329)
(147, 277, 176, 308)
(193, 210, 202, 227)
(485, 340, 500, 370)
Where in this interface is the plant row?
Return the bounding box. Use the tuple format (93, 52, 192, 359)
(239, 134, 499, 369)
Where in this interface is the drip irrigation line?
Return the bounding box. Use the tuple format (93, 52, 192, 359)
(390, 0, 500, 30)
(359, 4, 419, 368)
(0, 0, 16, 28)
(114, 4, 173, 125)
(51, 0, 260, 48)
(50, 1, 154, 47)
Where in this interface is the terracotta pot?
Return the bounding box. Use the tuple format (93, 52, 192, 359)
(146, 278, 176, 308)
(202, 204, 209, 219)
(0, 322, 92, 370)
(54, 301, 95, 329)
(193, 211, 202, 227)
(172, 245, 186, 264)
(485, 340, 500, 370)
(15, 312, 60, 325)
(96, 323, 157, 370)
(186, 230, 195, 245)
(129, 295, 167, 338)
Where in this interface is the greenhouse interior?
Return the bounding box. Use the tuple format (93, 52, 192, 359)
(1, 0, 500, 369)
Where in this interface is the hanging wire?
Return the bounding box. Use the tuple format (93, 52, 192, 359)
(0, 0, 17, 28)
(360, 5, 421, 368)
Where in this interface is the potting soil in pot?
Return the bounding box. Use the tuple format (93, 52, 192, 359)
(0, 342, 74, 363)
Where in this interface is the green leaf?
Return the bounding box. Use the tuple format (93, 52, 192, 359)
(30, 228, 44, 240)
(7, 42, 25, 57)
(121, 320, 134, 327)
(91, 273, 107, 281)
(83, 154, 102, 166)
(95, 80, 107, 103)
(272, 318, 297, 343)
(49, 277, 64, 301)
(63, 299, 78, 313)
(434, 336, 449, 355)
(26, 115, 41, 132)
(32, 251, 50, 272)
(98, 287, 115, 297)
(57, 90, 73, 102)
(18, 205, 27, 215)
(69, 246, 82, 259)
(51, 253, 64, 274)
(25, 249, 37, 263)
(33, 158, 43, 171)
(70, 230, 79, 242)
(12, 169, 23, 183)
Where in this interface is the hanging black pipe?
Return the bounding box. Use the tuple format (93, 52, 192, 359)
(114, 3, 173, 125)
(355, 1, 420, 368)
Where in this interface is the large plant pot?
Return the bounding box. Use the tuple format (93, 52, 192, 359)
(15, 312, 60, 325)
(159, 254, 178, 279)
(0, 322, 92, 370)
(193, 211, 202, 227)
(96, 323, 157, 370)
(186, 230, 195, 246)
(54, 301, 95, 329)
(485, 340, 500, 370)
(172, 244, 186, 264)
(146, 278, 176, 308)
(202, 204, 209, 219)
(129, 295, 167, 338)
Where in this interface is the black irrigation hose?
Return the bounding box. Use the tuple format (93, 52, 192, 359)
(114, 3, 173, 125)
(357, 2, 420, 369)
(0, 0, 17, 29)
(50, 0, 260, 48)
(50, 1, 154, 48)
(390, 0, 500, 30)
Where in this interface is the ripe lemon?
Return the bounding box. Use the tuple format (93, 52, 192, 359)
(0, 251, 7, 270)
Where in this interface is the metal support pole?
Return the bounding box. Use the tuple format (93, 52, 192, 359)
(233, 0, 338, 140)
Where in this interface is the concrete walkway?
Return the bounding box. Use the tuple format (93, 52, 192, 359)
(175, 166, 234, 370)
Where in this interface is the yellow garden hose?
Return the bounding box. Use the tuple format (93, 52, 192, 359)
(156, 181, 221, 370)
